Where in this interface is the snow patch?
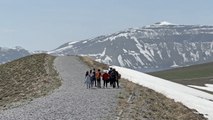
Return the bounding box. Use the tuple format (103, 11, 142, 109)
(112, 66, 213, 120)
(190, 51, 199, 61)
(118, 55, 125, 67)
(82, 41, 88, 44)
(155, 21, 175, 25)
(188, 84, 213, 93)
(102, 56, 112, 65)
(128, 50, 145, 66)
(100, 48, 106, 57)
(123, 49, 128, 53)
(157, 51, 163, 59)
(131, 36, 154, 62)
(68, 41, 78, 45)
(182, 53, 189, 62)
(135, 55, 145, 66)
(103, 32, 129, 42)
(171, 61, 179, 68)
(123, 59, 132, 67)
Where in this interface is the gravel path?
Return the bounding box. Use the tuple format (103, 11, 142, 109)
(0, 56, 121, 120)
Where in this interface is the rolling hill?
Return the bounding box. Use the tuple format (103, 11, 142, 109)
(149, 62, 213, 93)
(0, 54, 61, 110)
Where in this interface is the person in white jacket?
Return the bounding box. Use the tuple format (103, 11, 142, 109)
(85, 71, 91, 89)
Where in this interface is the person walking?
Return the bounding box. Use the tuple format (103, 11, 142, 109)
(96, 69, 102, 88)
(89, 70, 94, 87)
(102, 71, 110, 88)
(110, 69, 116, 88)
(115, 70, 120, 88)
(85, 71, 91, 89)
(108, 68, 113, 86)
(93, 68, 97, 87)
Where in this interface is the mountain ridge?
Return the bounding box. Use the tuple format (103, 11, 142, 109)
(49, 22, 213, 72)
(0, 46, 31, 64)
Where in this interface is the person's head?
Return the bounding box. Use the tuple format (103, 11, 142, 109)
(86, 71, 89, 76)
(98, 69, 100, 72)
(90, 70, 92, 73)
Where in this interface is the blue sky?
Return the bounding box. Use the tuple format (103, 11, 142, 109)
(0, 0, 213, 51)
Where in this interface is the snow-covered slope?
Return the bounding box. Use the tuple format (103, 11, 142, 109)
(49, 22, 213, 72)
(112, 66, 213, 120)
(0, 46, 30, 64)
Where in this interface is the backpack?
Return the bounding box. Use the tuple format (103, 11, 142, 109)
(96, 72, 101, 79)
(110, 71, 116, 79)
(118, 73, 121, 79)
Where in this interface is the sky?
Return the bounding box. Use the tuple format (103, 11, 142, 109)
(0, 0, 213, 51)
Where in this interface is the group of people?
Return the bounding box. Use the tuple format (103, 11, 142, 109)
(84, 68, 121, 89)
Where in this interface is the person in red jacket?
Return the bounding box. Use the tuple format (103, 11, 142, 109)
(102, 71, 110, 88)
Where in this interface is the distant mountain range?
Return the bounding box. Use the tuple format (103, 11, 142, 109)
(49, 21, 213, 72)
(0, 46, 30, 64)
(1, 22, 213, 72)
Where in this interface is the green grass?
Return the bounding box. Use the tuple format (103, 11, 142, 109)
(149, 62, 213, 80)
(0, 53, 61, 110)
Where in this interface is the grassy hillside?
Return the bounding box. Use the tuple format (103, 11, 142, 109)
(150, 62, 213, 80)
(0, 54, 61, 110)
(80, 56, 206, 120)
(149, 62, 213, 86)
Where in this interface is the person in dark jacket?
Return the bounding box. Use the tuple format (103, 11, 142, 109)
(108, 68, 113, 86)
(89, 70, 94, 87)
(110, 69, 117, 88)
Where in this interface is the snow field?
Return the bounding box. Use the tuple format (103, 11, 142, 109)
(113, 66, 213, 120)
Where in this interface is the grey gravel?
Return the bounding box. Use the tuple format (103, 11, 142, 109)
(0, 56, 121, 120)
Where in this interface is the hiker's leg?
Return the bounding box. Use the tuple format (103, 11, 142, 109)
(90, 79, 93, 87)
(117, 80, 119, 88)
(113, 79, 115, 88)
(103, 80, 105, 88)
(105, 80, 107, 88)
(110, 79, 112, 86)
(98, 79, 101, 88)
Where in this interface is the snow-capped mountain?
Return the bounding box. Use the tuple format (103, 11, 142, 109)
(49, 21, 213, 72)
(0, 46, 30, 64)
